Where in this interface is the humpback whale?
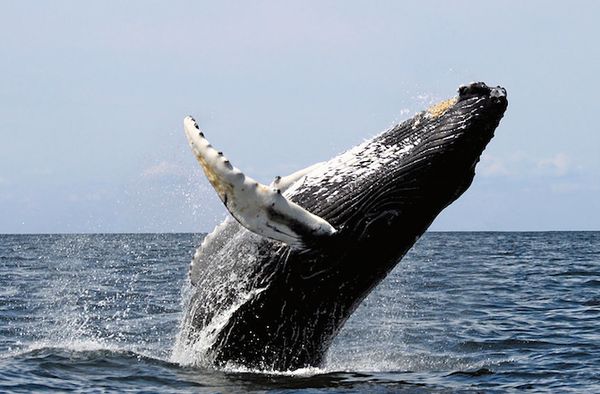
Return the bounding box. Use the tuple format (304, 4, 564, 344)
(177, 82, 508, 371)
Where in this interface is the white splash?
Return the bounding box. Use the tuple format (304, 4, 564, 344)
(171, 284, 268, 367)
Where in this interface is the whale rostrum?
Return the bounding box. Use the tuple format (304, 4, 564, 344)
(184, 116, 336, 248)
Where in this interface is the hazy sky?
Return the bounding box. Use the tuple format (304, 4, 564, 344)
(1, 1, 599, 233)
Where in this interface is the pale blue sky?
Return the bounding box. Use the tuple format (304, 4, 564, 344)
(1, 1, 599, 233)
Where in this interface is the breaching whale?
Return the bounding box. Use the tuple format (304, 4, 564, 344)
(177, 82, 508, 371)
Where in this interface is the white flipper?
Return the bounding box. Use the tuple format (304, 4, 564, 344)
(184, 116, 336, 248)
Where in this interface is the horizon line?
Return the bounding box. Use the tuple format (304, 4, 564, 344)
(1, 230, 599, 236)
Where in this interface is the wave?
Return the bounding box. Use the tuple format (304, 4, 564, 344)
(2, 339, 163, 363)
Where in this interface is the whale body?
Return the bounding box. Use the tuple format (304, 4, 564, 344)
(177, 82, 508, 371)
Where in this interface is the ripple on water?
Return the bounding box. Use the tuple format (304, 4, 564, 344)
(0, 232, 599, 392)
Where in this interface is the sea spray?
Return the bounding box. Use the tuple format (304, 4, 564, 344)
(170, 222, 275, 366)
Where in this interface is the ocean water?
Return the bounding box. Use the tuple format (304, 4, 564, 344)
(0, 232, 599, 393)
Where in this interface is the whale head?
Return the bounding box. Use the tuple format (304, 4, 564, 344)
(289, 82, 508, 274)
(397, 81, 508, 199)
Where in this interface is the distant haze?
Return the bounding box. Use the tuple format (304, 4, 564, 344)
(1, 1, 599, 233)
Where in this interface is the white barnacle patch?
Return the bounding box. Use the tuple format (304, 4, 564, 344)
(184, 116, 336, 248)
(412, 118, 421, 129)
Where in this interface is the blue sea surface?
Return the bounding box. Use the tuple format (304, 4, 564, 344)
(0, 232, 599, 392)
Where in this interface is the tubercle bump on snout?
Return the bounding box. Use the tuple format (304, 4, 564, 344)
(458, 82, 507, 102)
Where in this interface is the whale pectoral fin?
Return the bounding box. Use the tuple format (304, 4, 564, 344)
(184, 116, 336, 248)
(270, 161, 325, 192)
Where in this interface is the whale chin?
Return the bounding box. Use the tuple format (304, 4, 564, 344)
(178, 82, 508, 371)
